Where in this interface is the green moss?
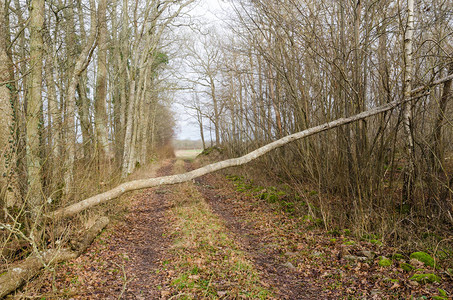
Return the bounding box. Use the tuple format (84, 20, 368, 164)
(438, 289, 448, 297)
(330, 238, 337, 243)
(392, 253, 404, 260)
(343, 229, 351, 236)
(409, 273, 440, 283)
(362, 233, 378, 240)
(400, 262, 415, 272)
(303, 215, 313, 222)
(370, 239, 383, 246)
(268, 194, 278, 203)
(410, 252, 435, 267)
(378, 256, 392, 267)
(343, 240, 355, 246)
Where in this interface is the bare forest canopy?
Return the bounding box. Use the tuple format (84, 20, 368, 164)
(0, 0, 452, 295)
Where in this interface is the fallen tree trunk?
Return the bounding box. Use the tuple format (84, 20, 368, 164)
(0, 217, 109, 298)
(49, 75, 453, 220)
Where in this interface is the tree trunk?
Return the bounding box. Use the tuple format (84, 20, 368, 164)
(43, 21, 61, 188)
(0, 0, 20, 207)
(121, 78, 136, 178)
(95, 0, 112, 163)
(63, 0, 98, 194)
(26, 0, 45, 216)
(430, 63, 453, 172)
(402, 0, 416, 201)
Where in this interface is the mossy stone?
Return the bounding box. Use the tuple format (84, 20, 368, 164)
(378, 256, 392, 267)
(409, 273, 441, 283)
(410, 252, 435, 267)
(400, 262, 414, 272)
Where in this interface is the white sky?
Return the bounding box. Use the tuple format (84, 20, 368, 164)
(173, 0, 231, 140)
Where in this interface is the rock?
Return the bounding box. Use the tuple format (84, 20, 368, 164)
(282, 262, 296, 270)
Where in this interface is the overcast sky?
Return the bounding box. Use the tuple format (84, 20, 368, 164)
(173, 0, 230, 140)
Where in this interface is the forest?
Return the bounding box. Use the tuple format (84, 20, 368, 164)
(0, 0, 452, 298)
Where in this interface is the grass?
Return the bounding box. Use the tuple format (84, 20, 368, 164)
(174, 149, 203, 160)
(166, 160, 271, 299)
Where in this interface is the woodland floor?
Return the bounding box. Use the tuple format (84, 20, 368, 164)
(15, 158, 453, 299)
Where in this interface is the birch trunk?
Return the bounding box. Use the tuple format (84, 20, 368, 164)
(402, 0, 416, 200)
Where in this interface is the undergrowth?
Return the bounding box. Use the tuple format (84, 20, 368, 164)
(224, 170, 453, 271)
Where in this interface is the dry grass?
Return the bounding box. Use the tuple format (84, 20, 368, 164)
(165, 160, 271, 299)
(174, 149, 203, 160)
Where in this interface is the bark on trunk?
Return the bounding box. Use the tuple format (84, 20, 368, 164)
(0, 0, 20, 207)
(431, 63, 453, 172)
(63, 0, 98, 194)
(95, 0, 112, 163)
(26, 0, 45, 215)
(402, 0, 416, 200)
